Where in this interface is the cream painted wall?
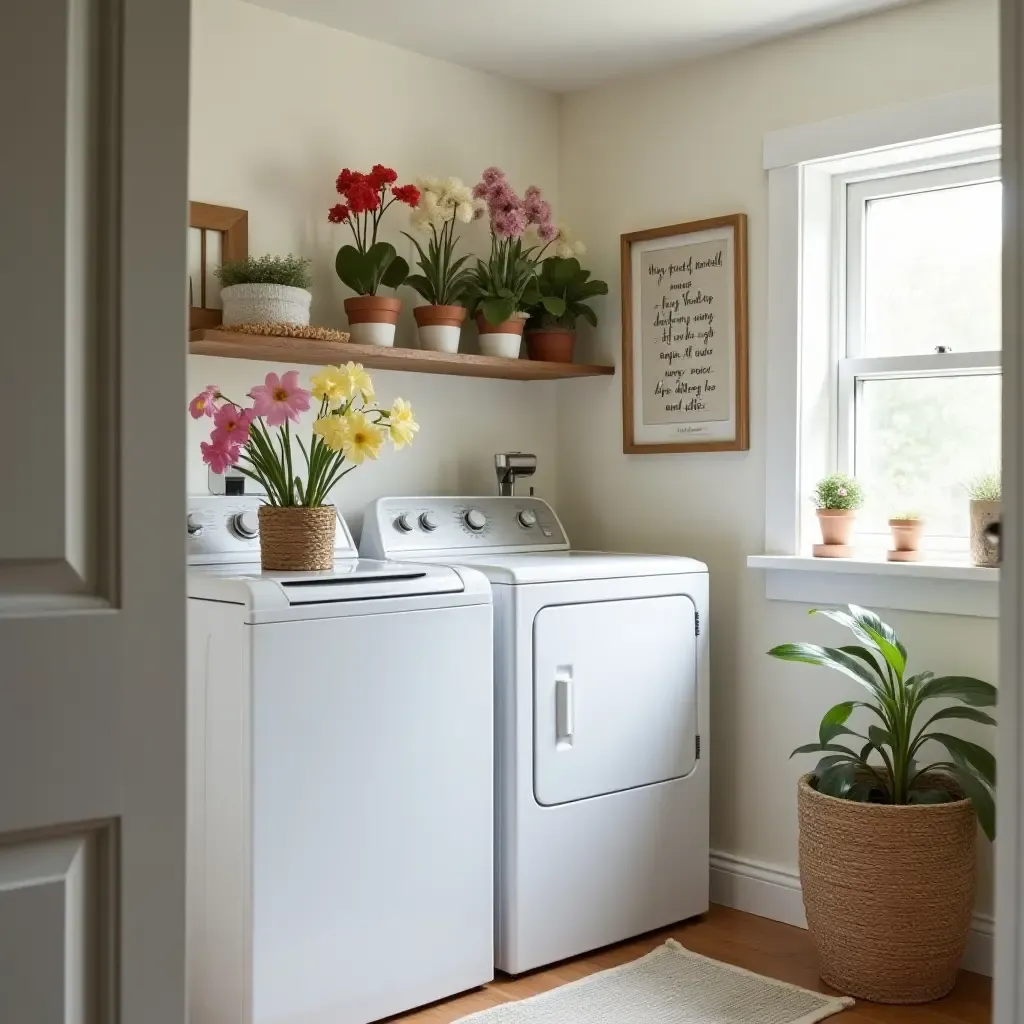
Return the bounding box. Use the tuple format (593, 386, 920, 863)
(187, 0, 562, 532)
(557, 0, 999, 913)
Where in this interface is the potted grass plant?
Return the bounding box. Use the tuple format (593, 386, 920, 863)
(188, 363, 418, 570)
(966, 472, 1001, 567)
(216, 254, 313, 327)
(403, 177, 484, 353)
(812, 473, 863, 557)
(887, 511, 924, 562)
(522, 256, 608, 363)
(329, 165, 421, 347)
(769, 605, 996, 1003)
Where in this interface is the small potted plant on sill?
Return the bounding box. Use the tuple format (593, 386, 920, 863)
(522, 256, 608, 364)
(769, 605, 995, 1003)
(464, 168, 559, 359)
(329, 165, 421, 347)
(812, 473, 863, 557)
(887, 511, 924, 562)
(966, 471, 1001, 567)
(216, 254, 313, 327)
(402, 176, 484, 353)
(188, 364, 418, 570)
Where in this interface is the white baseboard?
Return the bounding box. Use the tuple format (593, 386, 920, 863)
(709, 849, 993, 978)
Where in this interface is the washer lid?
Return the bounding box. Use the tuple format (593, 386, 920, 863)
(187, 557, 466, 606)
(438, 550, 707, 584)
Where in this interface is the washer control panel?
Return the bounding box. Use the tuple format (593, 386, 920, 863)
(363, 496, 569, 557)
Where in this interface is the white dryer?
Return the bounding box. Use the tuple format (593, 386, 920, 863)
(187, 496, 494, 1024)
(361, 496, 710, 974)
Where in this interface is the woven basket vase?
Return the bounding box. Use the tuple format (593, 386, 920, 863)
(257, 505, 336, 571)
(797, 774, 976, 1003)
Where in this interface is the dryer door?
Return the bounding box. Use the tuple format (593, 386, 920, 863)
(533, 594, 698, 806)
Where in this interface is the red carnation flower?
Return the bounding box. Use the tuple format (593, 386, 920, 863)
(328, 203, 350, 224)
(336, 168, 363, 195)
(347, 180, 381, 214)
(369, 164, 399, 188)
(391, 184, 421, 207)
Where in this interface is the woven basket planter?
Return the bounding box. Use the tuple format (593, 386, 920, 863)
(257, 505, 336, 571)
(797, 774, 976, 1003)
(221, 283, 312, 327)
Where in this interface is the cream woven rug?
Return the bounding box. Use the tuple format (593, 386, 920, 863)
(458, 940, 853, 1024)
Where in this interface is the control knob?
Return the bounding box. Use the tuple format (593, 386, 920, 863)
(517, 509, 538, 529)
(464, 508, 487, 532)
(186, 513, 204, 537)
(232, 510, 260, 539)
(395, 513, 414, 533)
(419, 511, 439, 532)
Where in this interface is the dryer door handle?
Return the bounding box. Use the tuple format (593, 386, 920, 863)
(555, 673, 574, 744)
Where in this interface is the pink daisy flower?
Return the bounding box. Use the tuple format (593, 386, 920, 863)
(201, 438, 241, 474)
(248, 370, 312, 426)
(189, 385, 219, 419)
(212, 404, 253, 447)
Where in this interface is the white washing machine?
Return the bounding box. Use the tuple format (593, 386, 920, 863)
(187, 496, 494, 1024)
(361, 495, 710, 974)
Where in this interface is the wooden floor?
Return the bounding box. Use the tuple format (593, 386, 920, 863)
(390, 905, 990, 1023)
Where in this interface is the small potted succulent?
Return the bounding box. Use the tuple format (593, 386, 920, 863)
(216, 254, 313, 327)
(522, 256, 608, 363)
(403, 177, 484, 353)
(966, 472, 1001, 567)
(769, 605, 995, 1002)
(887, 511, 924, 562)
(329, 165, 421, 347)
(464, 168, 559, 359)
(812, 473, 863, 556)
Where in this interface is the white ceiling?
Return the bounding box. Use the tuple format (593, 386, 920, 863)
(247, 0, 914, 92)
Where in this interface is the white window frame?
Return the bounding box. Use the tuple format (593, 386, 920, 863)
(750, 87, 1001, 617)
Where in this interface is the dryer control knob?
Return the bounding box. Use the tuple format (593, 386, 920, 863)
(395, 513, 414, 533)
(419, 511, 439, 532)
(232, 510, 260, 539)
(517, 509, 538, 528)
(464, 508, 487, 532)
(186, 514, 204, 537)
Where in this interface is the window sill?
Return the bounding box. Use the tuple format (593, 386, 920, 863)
(747, 555, 998, 618)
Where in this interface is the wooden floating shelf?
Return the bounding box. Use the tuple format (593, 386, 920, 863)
(189, 329, 616, 381)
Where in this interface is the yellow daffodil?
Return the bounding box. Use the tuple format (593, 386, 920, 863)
(310, 366, 352, 405)
(341, 410, 384, 464)
(388, 398, 419, 450)
(312, 413, 348, 453)
(340, 362, 375, 402)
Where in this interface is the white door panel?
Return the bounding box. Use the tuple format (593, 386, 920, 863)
(533, 596, 698, 806)
(1, 0, 190, 1020)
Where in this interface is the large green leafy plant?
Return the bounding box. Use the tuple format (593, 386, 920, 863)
(768, 605, 996, 839)
(523, 257, 608, 330)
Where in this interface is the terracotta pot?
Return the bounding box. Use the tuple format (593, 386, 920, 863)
(413, 304, 466, 353)
(816, 509, 855, 547)
(475, 312, 525, 359)
(887, 518, 923, 562)
(257, 505, 337, 571)
(344, 295, 402, 348)
(798, 774, 975, 1003)
(969, 499, 1001, 567)
(526, 328, 576, 363)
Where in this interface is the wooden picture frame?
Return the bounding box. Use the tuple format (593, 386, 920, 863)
(189, 202, 248, 330)
(621, 213, 748, 454)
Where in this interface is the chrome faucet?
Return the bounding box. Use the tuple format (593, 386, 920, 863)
(495, 453, 537, 497)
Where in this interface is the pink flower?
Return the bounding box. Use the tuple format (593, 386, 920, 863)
(494, 208, 527, 240)
(481, 166, 505, 186)
(212, 404, 253, 447)
(248, 370, 311, 426)
(201, 438, 240, 474)
(488, 183, 519, 214)
(537, 221, 558, 242)
(189, 385, 219, 419)
(526, 198, 552, 226)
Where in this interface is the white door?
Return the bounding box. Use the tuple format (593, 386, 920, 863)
(533, 595, 698, 806)
(1, 1, 191, 1021)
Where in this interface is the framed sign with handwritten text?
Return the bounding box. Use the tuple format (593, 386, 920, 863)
(621, 214, 748, 454)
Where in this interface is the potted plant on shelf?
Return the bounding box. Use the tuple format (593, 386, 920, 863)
(403, 177, 484, 353)
(464, 167, 558, 359)
(522, 256, 608, 363)
(887, 511, 924, 562)
(329, 165, 421, 347)
(216, 254, 313, 327)
(812, 473, 863, 557)
(188, 363, 418, 570)
(966, 471, 1001, 567)
(769, 605, 995, 1003)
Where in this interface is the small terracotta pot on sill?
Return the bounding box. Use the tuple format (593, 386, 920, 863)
(413, 304, 466, 353)
(344, 295, 402, 348)
(526, 328, 575, 363)
(813, 508, 855, 558)
(888, 518, 924, 562)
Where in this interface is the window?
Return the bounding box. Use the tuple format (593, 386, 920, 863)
(839, 159, 1001, 550)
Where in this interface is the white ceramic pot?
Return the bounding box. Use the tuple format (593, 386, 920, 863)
(221, 283, 311, 327)
(348, 322, 397, 348)
(419, 325, 462, 353)
(479, 333, 522, 359)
